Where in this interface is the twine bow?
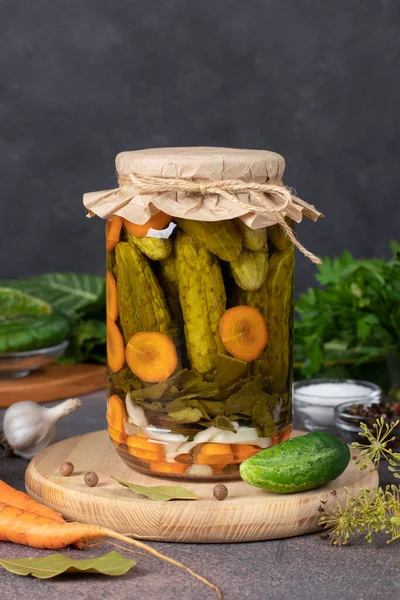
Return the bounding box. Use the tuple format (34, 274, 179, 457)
(119, 172, 322, 264)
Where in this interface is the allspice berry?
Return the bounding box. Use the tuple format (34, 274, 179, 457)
(84, 471, 99, 487)
(59, 461, 74, 476)
(213, 484, 228, 501)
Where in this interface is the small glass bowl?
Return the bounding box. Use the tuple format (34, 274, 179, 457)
(0, 340, 69, 378)
(335, 400, 400, 451)
(293, 378, 382, 434)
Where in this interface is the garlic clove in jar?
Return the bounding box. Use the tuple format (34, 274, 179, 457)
(3, 398, 81, 459)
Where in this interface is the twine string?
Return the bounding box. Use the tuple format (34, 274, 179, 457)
(119, 172, 321, 264)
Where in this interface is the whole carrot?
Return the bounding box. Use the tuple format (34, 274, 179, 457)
(0, 503, 221, 599)
(0, 481, 64, 523)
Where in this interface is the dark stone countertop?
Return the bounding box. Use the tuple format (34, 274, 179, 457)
(0, 391, 399, 600)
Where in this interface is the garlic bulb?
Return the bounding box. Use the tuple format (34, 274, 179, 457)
(3, 398, 81, 459)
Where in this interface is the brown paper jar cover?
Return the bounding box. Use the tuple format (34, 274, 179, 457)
(83, 146, 321, 229)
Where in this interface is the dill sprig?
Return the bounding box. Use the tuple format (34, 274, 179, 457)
(320, 486, 400, 545)
(319, 417, 400, 545)
(351, 417, 400, 476)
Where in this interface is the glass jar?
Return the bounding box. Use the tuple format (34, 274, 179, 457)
(84, 147, 321, 480)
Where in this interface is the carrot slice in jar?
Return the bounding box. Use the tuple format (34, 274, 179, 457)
(150, 461, 187, 475)
(271, 425, 293, 445)
(231, 444, 260, 462)
(124, 212, 171, 238)
(219, 306, 268, 362)
(106, 271, 118, 321)
(125, 332, 178, 383)
(106, 216, 123, 251)
(107, 318, 125, 373)
(107, 424, 126, 445)
(195, 454, 234, 466)
(128, 447, 165, 462)
(107, 395, 127, 431)
(199, 443, 232, 456)
(126, 435, 165, 456)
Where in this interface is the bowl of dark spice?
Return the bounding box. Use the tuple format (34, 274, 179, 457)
(334, 398, 400, 451)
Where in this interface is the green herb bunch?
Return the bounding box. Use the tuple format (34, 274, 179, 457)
(295, 241, 400, 377)
(319, 417, 400, 545)
(0, 273, 106, 364)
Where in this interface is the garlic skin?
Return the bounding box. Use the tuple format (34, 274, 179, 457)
(3, 398, 81, 460)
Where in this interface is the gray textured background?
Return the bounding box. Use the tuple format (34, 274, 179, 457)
(1, 1, 399, 292)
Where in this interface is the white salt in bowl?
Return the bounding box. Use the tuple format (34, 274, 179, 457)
(293, 378, 382, 434)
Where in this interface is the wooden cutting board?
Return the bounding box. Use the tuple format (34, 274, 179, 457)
(25, 430, 378, 543)
(0, 365, 107, 407)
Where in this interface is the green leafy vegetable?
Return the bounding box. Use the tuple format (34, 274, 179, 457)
(0, 551, 135, 578)
(113, 478, 198, 501)
(1, 273, 106, 364)
(61, 318, 106, 365)
(0, 287, 52, 320)
(0, 273, 104, 317)
(0, 314, 70, 353)
(295, 241, 400, 377)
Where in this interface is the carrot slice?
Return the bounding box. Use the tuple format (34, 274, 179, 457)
(199, 443, 231, 456)
(106, 216, 123, 251)
(129, 447, 165, 462)
(107, 318, 125, 373)
(150, 461, 187, 475)
(231, 444, 260, 462)
(124, 212, 171, 238)
(126, 435, 165, 456)
(271, 425, 293, 446)
(219, 306, 268, 362)
(106, 394, 127, 432)
(106, 271, 118, 321)
(125, 332, 178, 383)
(107, 424, 126, 445)
(195, 454, 234, 466)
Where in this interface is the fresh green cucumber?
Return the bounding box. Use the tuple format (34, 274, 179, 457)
(240, 432, 350, 494)
(0, 287, 52, 320)
(0, 314, 70, 353)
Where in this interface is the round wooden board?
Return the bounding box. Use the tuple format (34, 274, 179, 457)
(0, 364, 106, 407)
(25, 430, 378, 544)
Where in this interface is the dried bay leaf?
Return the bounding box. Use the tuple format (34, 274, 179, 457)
(214, 353, 247, 385)
(212, 415, 237, 432)
(110, 366, 142, 395)
(113, 477, 198, 501)
(199, 399, 226, 417)
(224, 379, 262, 416)
(168, 407, 203, 423)
(0, 551, 135, 579)
(252, 399, 275, 437)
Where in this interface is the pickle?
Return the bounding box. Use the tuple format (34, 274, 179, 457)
(115, 242, 171, 343)
(175, 218, 242, 262)
(235, 219, 267, 251)
(175, 231, 226, 377)
(268, 219, 293, 252)
(235, 245, 294, 392)
(124, 229, 172, 261)
(157, 253, 181, 319)
(264, 246, 294, 392)
(157, 252, 188, 365)
(230, 249, 268, 291)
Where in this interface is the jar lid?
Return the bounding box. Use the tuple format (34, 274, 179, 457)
(83, 146, 321, 231)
